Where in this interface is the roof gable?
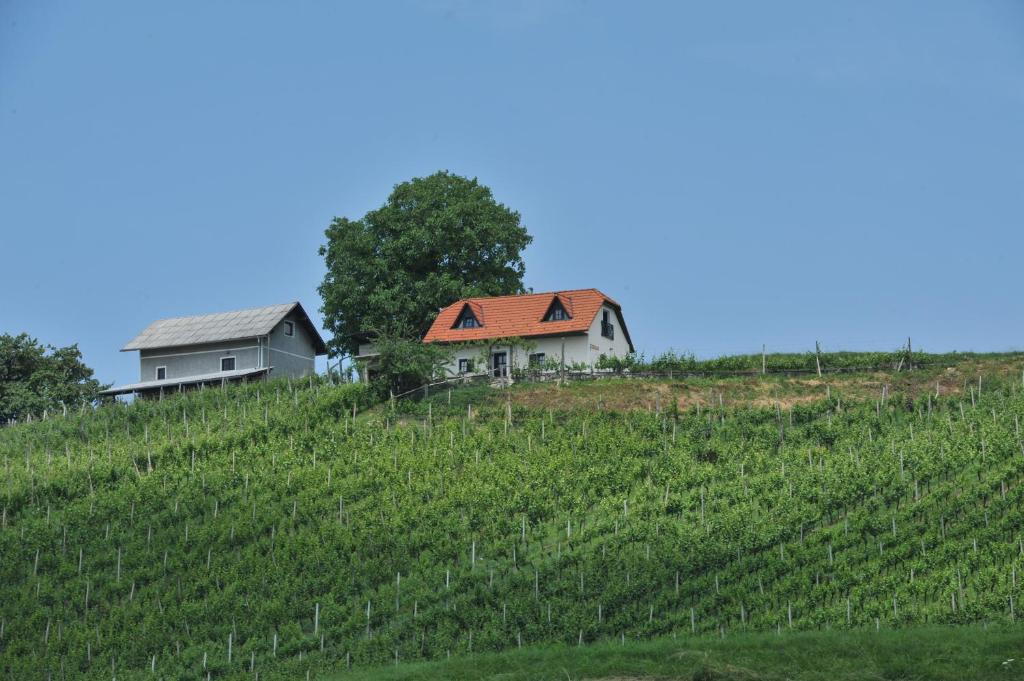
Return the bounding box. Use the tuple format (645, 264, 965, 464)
(423, 289, 633, 351)
(121, 302, 328, 354)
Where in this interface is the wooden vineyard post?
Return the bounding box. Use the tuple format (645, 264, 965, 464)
(815, 341, 822, 377)
(560, 339, 566, 387)
(762, 344, 766, 375)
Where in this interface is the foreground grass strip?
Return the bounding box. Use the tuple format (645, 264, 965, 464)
(331, 626, 1024, 681)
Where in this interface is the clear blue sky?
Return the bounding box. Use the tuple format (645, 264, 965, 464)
(2, 1, 1023, 386)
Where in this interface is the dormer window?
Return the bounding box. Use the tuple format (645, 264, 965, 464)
(543, 297, 571, 322)
(452, 304, 481, 329)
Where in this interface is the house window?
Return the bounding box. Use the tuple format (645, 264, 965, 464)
(601, 310, 614, 339)
(543, 298, 571, 322)
(529, 353, 546, 367)
(221, 357, 236, 372)
(453, 305, 481, 329)
(284, 321, 294, 337)
(156, 366, 167, 380)
(492, 352, 508, 378)
(458, 358, 474, 374)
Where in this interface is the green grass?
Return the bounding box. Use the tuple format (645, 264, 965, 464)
(330, 626, 1024, 680)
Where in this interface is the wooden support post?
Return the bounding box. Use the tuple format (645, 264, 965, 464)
(560, 338, 566, 386)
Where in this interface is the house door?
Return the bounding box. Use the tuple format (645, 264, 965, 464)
(492, 352, 508, 378)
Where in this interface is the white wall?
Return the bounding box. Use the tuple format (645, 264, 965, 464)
(585, 303, 633, 364)
(441, 336, 589, 377)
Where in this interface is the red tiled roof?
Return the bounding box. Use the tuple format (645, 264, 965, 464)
(423, 288, 633, 350)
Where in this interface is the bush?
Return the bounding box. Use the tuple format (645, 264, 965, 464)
(362, 335, 452, 400)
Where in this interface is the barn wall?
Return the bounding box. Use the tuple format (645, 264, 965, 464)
(267, 311, 317, 378)
(139, 340, 262, 382)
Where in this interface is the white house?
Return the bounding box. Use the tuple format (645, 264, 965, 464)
(413, 288, 634, 379)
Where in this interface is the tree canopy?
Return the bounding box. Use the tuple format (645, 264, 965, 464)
(0, 333, 108, 422)
(318, 171, 532, 357)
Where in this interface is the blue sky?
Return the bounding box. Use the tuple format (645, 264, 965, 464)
(2, 1, 1023, 386)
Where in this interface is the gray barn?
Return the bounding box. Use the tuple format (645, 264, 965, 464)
(101, 302, 327, 397)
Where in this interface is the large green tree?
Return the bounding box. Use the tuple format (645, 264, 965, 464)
(318, 171, 532, 356)
(0, 333, 108, 422)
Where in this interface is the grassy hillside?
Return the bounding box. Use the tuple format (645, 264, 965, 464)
(456, 351, 1024, 413)
(3, 354, 1024, 679)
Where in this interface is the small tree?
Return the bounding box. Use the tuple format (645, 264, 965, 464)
(596, 351, 644, 374)
(368, 334, 452, 400)
(0, 333, 108, 422)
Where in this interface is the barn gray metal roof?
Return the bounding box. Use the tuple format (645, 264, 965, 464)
(121, 302, 327, 354)
(99, 367, 270, 396)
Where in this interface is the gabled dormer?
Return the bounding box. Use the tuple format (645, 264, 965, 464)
(541, 296, 572, 322)
(452, 303, 482, 329)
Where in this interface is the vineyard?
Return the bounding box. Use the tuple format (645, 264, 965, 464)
(3, 356, 1024, 679)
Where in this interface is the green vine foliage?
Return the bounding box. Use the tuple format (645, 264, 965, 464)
(1, 372, 1023, 679)
(598, 349, 998, 374)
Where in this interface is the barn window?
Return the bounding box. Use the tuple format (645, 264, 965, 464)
(529, 353, 546, 367)
(221, 357, 236, 372)
(458, 358, 474, 374)
(156, 366, 167, 380)
(284, 321, 294, 337)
